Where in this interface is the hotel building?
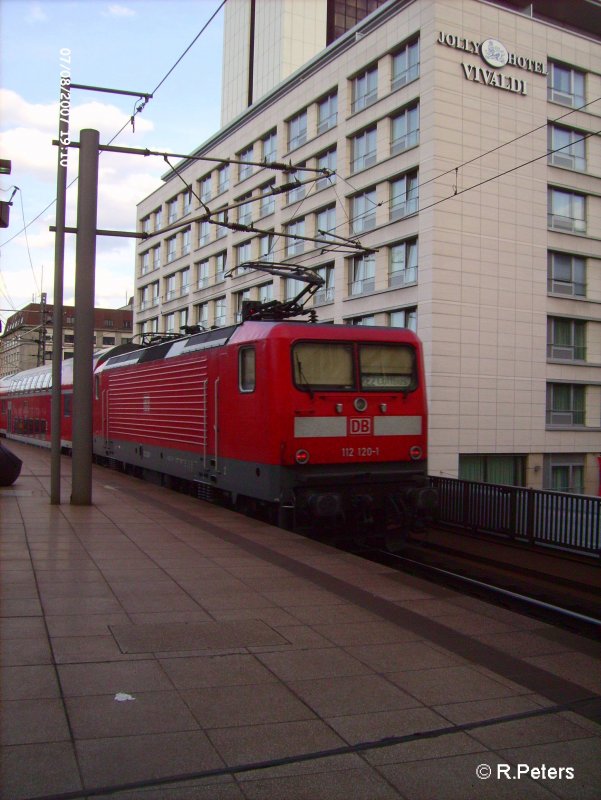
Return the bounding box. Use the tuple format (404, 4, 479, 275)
(135, 0, 601, 493)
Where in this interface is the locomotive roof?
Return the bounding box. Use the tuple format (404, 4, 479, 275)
(100, 320, 421, 372)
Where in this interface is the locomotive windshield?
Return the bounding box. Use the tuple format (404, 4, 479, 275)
(293, 343, 354, 390)
(292, 341, 416, 392)
(359, 344, 416, 390)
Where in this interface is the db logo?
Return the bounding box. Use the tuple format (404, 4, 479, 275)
(349, 417, 372, 435)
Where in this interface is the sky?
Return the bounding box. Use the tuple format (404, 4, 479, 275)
(0, 0, 226, 329)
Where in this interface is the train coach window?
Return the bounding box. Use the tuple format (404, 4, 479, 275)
(359, 344, 416, 391)
(63, 394, 73, 417)
(239, 347, 256, 392)
(293, 343, 353, 390)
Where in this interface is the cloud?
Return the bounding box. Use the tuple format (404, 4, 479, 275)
(0, 90, 171, 318)
(105, 4, 136, 17)
(25, 2, 48, 23)
(0, 90, 157, 188)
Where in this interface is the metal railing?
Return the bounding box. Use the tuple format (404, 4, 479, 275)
(430, 477, 600, 557)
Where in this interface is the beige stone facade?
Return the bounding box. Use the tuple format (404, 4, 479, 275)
(136, 0, 601, 494)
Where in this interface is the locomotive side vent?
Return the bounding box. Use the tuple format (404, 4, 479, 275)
(195, 480, 216, 503)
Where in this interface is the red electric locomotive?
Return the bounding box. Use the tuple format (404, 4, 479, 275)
(0, 268, 436, 546)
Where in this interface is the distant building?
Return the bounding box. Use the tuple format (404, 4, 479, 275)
(136, 0, 601, 493)
(0, 301, 133, 377)
(221, 0, 388, 125)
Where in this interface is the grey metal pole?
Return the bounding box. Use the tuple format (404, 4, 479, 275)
(71, 129, 99, 506)
(50, 80, 70, 504)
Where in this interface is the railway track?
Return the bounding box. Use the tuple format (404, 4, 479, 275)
(355, 525, 601, 636)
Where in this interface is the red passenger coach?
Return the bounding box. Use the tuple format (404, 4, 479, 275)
(93, 320, 434, 541)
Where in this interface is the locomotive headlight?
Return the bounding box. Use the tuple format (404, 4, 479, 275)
(295, 449, 310, 464)
(409, 445, 423, 460)
(354, 397, 368, 412)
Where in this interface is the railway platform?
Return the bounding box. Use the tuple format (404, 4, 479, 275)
(1, 441, 600, 800)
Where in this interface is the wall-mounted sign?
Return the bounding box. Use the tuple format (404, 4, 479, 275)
(437, 32, 547, 97)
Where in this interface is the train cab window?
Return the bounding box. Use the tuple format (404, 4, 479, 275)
(239, 347, 256, 392)
(293, 343, 354, 390)
(359, 344, 416, 391)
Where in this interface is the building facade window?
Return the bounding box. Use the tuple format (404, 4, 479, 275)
(235, 289, 251, 322)
(349, 253, 375, 295)
(215, 252, 227, 282)
(391, 102, 419, 155)
(285, 277, 306, 301)
(142, 216, 151, 234)
(164, 312, 175, 333)
(317, 91, 338, 133)
(548, 61, 585, 107)
(546, 383, 585, 426)
(286, 218, 305, 256)
(154, 207, 162, 230)
(390, 170, 419, 220)
(215, 208, 228, 238)
(141, 251, 150, 275)
(316, 148, 337, 190)
(237, 193, 253, 225)
(197, 259, 210, 289)
(236, 240, 252, 268)
(214, 297, 226, 327)
(259, 182, 276, 217)
(389, 238, 418, 287)
(459, 455, 525, 486)
(238, 145, 254, 180)
(166, 236, 177, 263)
(547, 252, 586, 296)
(217, 164, 230, 194)
(351, 188, 377, 234)
(181, 268, 190, 295)
(544, 454, 585, 494)
(351, 66, 377, 112)
(262, 130, 277, 163)
(196, 302, 208, 328)
(547, 317, 586, 361)
(287, 168, 306, 204)
(259, 232, 275, 262)
(182, 228, 191, 256)
(152, 246, 161, 269)
(351, 126, 377, 172)
(167, 198, 178, 224)
(183, 190, 192, 215)
(348, 314, 376, 326)
(548, 188, 586, 233)
(392, 37, 420, 89)
(199, 174, 212, 203)
(316, 205, 336, 239)
(165, 273, 177, 301)
(389, 306, 417, 331)
(314, 264, 335, 305)
(548, 125, 586, 171)
(259, 282, 273, 303)
(198, 219, 210, 246)
(288, 110, 307, 150)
